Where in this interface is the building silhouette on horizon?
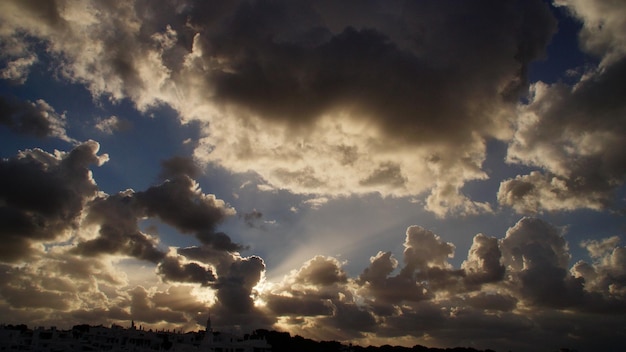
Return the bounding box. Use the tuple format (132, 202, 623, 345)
(0, 317, 271, 352)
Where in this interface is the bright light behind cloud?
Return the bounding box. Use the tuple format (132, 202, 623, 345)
(1, 1, 626, 351)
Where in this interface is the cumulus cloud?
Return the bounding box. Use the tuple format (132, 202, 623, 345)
(71, 161, 238, 262)
(499, 218, 585, 308)
(501, 0, 626, 213)
(1, 1, 626, 350)
(555, 0, 626, 67)
(462, 234, 506, 287)
(191, 0, 556, 216)
(0, 142, 271, 333)
(0, 54, 37, 83)
(136, 176, 235, 236)
(0, 141, 107, 262)
(0, 95, 74, 142)
(258, 217, 626, 349)
(0, 0, 560, 216)
(157, 255, 215, 286)
(573, 236, 626, 300)
(0, 144, 624, 351)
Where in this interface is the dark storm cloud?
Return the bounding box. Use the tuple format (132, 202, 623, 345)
(159, 156, 200, 180)
(462, 233, 506, 287)
(357, 250, 430, 310)
(572, 237, 626, 308)
(0, 0, 562, 215)
(157, 256, 216, 285)
(0, 141, 106, 261)
(264, 255, 378, 339)
(354, 227, 469, 312)
(1, 0, 626, 349)
(129, 286, 188, 324)
(73, 224, 164, 262)
(214, 255, 265, 313)
(197, 0, 555, 143)
(195, 231, 246, 252)
(74, 191, 165, 262)
(465, 292, 518, 312)
(500, 1, 626, 213)
(264, 217, 626, 349)
(208, 255, 275, 333)
(318, 302, 378, 338)
(77, 167, 238, 261)
(376, 301, 447, 338)
(136, 175, 234, 236)
(499, 218, 585, 308)
(265, 294, 333, 317)
(0, 95, 69, 140)
(0, 141, 255, 330)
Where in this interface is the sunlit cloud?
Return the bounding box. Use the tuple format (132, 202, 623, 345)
(1, 1, 625, 351)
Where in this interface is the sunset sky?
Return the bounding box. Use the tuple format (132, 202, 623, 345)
(1, 0, 625, 351)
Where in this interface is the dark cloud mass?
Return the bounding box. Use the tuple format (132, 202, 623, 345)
(0, 141, 107, 261)
(159, 156, 200, 180)
(1, 0, 626, 350)
(0, 141, 624, 350)
(203, 0, 553, 141)
(499, 0, 626, 213)
(0, 0, 563, 216)
(0, 95, 74, 141)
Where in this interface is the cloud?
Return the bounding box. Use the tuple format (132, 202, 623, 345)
(1, 1, 626, 350)
(261, 217, 626, 349)
(0, 141, 271, 332)
(74, 166, 239, 260)
(354, 226, 465, 313)
(0, 144, 624, 351)
(0, 0, 560, 216)
(192, 0, 557, 216)
(501, 0, 626, 213)
(159, 156, 200, 180)
(73, 190, 165, 262)
(94, 115, 133, 134)
(402, 226, 455, 272)
(464, 292, 518, 312)
(136, 175, 236, 237)
(501, 65, 626, 212)
(354, 228, 466, 319)
(0, 95, 74, 142)
(462, 234, 506, 287)
(0, 141, 107, 262)
(129, 286, 189, 324)
(241, 209, 263, 228)
(573, 236, 626, 300)
(157, 255, 216, 286)
(499, 218, 585, 308)
(555, 0, 626, 67)
(0, 54, 37, 83)
(266, 255, 376, 340)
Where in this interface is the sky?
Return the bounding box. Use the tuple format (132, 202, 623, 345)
(0, 0, 625, 351)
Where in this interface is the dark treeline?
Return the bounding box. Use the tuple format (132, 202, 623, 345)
(250, 329, 497, 352)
